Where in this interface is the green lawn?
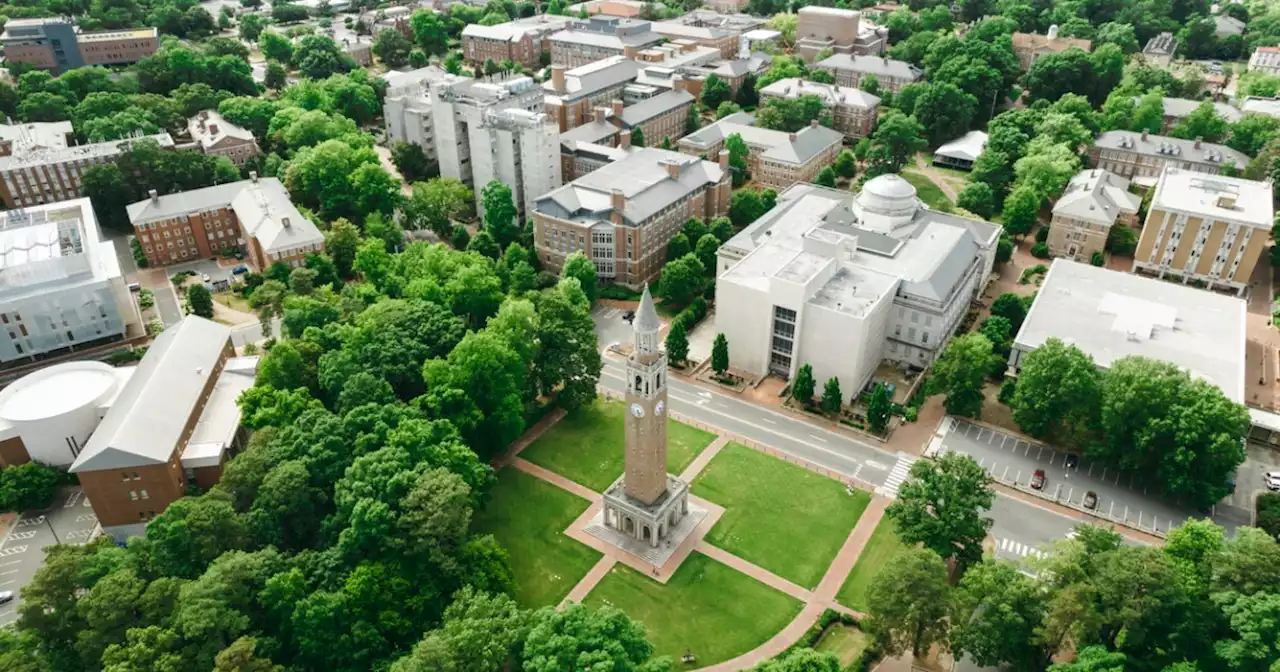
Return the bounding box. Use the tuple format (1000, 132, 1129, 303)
(471, 467, 602, 608)
(691, 443, 870, 589)
(901, 170, 955, 213)
(585, 552, 804, 667)
(815, 624, 871, 666)
(835, 516, 912, 612)
(521, 398, 717, 492)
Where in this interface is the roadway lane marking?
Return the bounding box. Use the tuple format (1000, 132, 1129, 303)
(0, 561, 18, 568)
(808, 434, 829, 443)
(864, 461, 888, 471)
(762, 418, 776, 424)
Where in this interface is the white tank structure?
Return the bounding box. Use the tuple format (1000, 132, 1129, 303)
(0, 361, 131, 467)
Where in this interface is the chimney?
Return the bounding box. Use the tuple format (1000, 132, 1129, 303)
(551, 64, 566, 92)
(620, 129, 632, 149)
(1140, 129, 1148, 141)
(718, 149, 729, 169)
(612, 99, 624, 117)
(594, 107, 606, 124)
(149, 189, 158, 203)
(282, 217, 292, 229)
(611, 188, 625, 224)
(663, 158, 680, 178)
(624, 45, 638, 59)
(788, 132, 797, 142)
(810, 119, 819, 128)
(250, 171, 258, 183)
(207, 123, 218, 136)
(1194, 136, 1202, 149)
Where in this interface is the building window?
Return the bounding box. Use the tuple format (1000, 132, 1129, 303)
(129, 490, 138, 501)
(140, 489, 149, 500)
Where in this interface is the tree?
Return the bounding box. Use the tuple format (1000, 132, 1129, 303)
(711, 333, 729, 375)
(1023, 49, 1096, 104)
(887, 452, 993, 574)
(950, 560, 1048, 670)
(481, 180, 520, 248)
(521, 603, 662, 671)
(989, 292, 1027, 332)
(694, 233, 720, 275)
(533, 279, 602, 410)
(1131, 90, 1166, 134)
(932, 333, 998, 418)
(187, 283, 214, 319)
(729, 189, 765, 228)
(258, 30, 294, 63)
(391, 588, 526, 672)
(423, 331, 527, 458)
(136, 490, 248, 579)
(391, 141, 435, 182)
(666, 232, 692, 261)
(658, 254, 704, 306)
(1048, 646, 1126, 672)
(405, 177, 474, 239)
(0, 462, 59, 512)
(294, 35, 351, 80)
(904, 82, 978, 145)
(866, 383, 891, 433)
(410, 10, 449, 55)
(562, 251, 598, 303)
(630, 126, 646, 147)
(700, 73, 731, 110)
(725, 133, 750, 187)
(1011, 339, 1102, 448)
(821, 377, 842, 414)
(214, 637, 282, 672)
(736, 73, 759, 108)
(325, 218, 361, 278)
(866, 110, 926, 176)
(833, 149, 857, 180)
(265, 62, 287, 90)
(1170, 101, 1229, 143)
(374, 27, 413, 67)
(866, 547, 951, 658)
(467, 229, 501, 260)
(815, 166, 837, 188)
(239, 13, 267, 41)
(1000, 185, 1040, 238)
(792, 363, 815, 404)
(666, 320, 688, 365)
(1226, 114, 1280, 157)
(956, 182, 995, 219)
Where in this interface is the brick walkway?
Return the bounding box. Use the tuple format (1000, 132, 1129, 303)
(679, 435, 729, 481)
(494, 407, 566, 468)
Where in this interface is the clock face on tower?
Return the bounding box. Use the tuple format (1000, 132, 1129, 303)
(631, 403, 646, 418)
(655, 401, 664, 416)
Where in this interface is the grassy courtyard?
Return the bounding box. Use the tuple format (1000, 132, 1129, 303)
(901, 170, 955, 213)
(585, 552, 803, 667)
(691, 443, 871, 589)
(835, 516, 912, 612)
(521, 398, 717, 492)
(815, 624, 871, 666)
(471, 467, 602, 608)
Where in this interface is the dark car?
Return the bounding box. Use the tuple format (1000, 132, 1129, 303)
(623, 310, 635, 322)
(231, 265, 250, 275)
(1031, 469, 1045, 490)
(1083, 491, 1098, 510)
(1064, 454, 1079, 469)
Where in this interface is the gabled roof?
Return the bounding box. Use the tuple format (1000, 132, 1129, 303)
(1052, 169, 1141, 225)
(934, 130, 987, 162)
(535, 148, 724, 226)
(619, 90, 694, 126)
(70, 317, 232, 473)
(814, 54, 921, 80)
(759, 77, 880, 109)
(679, 112, 843, 164)
(127, 178, 323, 255)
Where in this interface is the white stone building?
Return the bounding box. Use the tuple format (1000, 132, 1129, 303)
(1249, 46, 1280, 76)
(381, 66, 451, 162)
(431, 74, 560, 219)
(0, 198, 141, 364)
(715, 177, 999, 397)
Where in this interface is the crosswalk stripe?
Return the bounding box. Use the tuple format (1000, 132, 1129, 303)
(877, 455, 917, 499)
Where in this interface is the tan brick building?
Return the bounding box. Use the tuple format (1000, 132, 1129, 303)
(549, 15, 662, 68)
(814, 54, 922, 93)
(678, 112, 844, 189)
(462, 15, 576, 69)
(1011, 28, 1091, 71)
(1132, 168, 1275, 296)
(188, 110, 260, 167)
(533, 148, 730, 288)
(0, 123, 174, 208)
(69, 317, 258, 541)
(544, 57, 643, 131)
(0, 18, 158, 73)
(617, 90, 695, 146)
(651, 21, 738, 58)
(1047, 169, 1141, 263)
(795, 7, 886, 61)
(758, 77, 880, 138)
(127, 175, 324, 270)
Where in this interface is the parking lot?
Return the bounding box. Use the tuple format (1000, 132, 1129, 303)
(0, 488, 102, 628)
(938, 417, 1208, 536)
(592, 303, 642, 352)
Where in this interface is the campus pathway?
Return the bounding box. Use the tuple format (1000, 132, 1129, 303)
(912, 155, 961, 201)
(499, 408, 892, 670)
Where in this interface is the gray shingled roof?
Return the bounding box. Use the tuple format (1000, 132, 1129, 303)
(70, 317, 232, 473)
(1093, 130, 1250, 166)
(619, 90, 694, 126)
(535, 148, 724, 226)
(1052, 169, 1141, 225)
(680, 111, 842, 164)
(127, 178, 323, 255)
(815, 54, 921, 80)
(560, 119, 620, 151)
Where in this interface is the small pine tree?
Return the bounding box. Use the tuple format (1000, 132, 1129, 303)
(821, 376, 842, 414)
(666, 320, 689, 365)
(711, 333, 729, 375)
(792, 363, 815, 404)
(867, 383, 891, 433)
(630, 127, 646, 147)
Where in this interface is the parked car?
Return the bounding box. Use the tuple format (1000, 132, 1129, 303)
(0, 590, 12, 605)
(1265, 471, 1280, 492)
(623, 310, 635, 322)
(1064, 454, 1079, 469)
(201, 273, 211, 283)
(127, 282, 141, 292)
(231, 265, 250, 275)
(1031, 469, 1045, 490)
(1083, 491, 1098, 509)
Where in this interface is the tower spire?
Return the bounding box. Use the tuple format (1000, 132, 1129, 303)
(635, 284, 661, 335)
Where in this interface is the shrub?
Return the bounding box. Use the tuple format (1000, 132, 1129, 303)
(598, 285, 642, 301)
(130, 237, 149, 268)
(0, 462, 61, 512)
(1035, 226, 1049, 243)
(138, 288, 155, 310)
(146, 316, 165, 336)
(1106, 224, 1138, 256)
(998, 377, 1017, 405)
(1030, 242, 1050, 258)
(1090, 250, 1105, 266)
(674, 296, 709, 332)
(1258, 493, 1280, 539)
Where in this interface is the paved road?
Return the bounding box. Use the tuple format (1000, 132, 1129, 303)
(938, 417, 1249, 536)
(0, 488, 101, 628)
(152, 282, 183, 326)
(231, 317, 282, 347)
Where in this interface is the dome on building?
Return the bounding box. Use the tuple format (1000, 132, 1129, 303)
(854, 174, 920, 232)
(0, 361, 129, 466)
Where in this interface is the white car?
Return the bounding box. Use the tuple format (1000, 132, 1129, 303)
(0, 590, 12, 605)
(1265, 471, 1280, 492)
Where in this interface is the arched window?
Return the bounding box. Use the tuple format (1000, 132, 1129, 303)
(634, 374, 642, 392)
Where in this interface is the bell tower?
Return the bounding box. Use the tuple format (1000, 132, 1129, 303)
(624, 285, 669, 505)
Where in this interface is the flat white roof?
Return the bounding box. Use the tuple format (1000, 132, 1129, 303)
(1151, 168, 1274, 229)
(0, 361, 122, 422)
(1015, 259, 1246, 402)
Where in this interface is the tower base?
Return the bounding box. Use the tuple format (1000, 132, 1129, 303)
(600, 473, 690, 547)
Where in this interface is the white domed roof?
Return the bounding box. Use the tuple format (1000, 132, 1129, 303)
(861, 174, 918, 202)
(855, 174, 920, 232)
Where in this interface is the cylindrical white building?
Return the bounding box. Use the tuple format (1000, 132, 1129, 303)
(0, 361, 129, 467)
